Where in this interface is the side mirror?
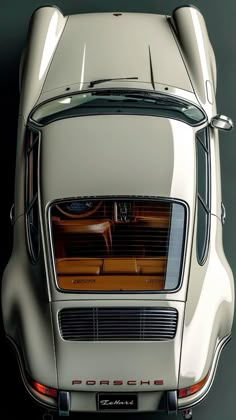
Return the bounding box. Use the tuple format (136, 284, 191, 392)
(210, 114, 234, 131)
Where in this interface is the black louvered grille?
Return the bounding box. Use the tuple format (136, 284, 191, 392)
(58, 307, 178, 341)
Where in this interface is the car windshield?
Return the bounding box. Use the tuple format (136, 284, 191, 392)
(31, 90, 206, 126)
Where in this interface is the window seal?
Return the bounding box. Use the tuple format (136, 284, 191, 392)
(25, 128, 41, 264)
(196, 127, 211, 266)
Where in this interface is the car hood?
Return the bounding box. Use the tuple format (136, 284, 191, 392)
(51, 300, 185, 391)
(41, 12, 193, 96)
(40, 115, 196, 208)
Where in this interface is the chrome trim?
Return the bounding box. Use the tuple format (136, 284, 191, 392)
(221, 202, 226, 225)
(210, 114, 234, 131)
(58, 307, 178, 341)
(178, 334, 231, 409)
(181, 408, 193, 419)
(46, 196, 189, 295)
(196, 126, 211, 266)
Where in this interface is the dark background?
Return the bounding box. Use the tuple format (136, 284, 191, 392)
(0, 1, 235, 419)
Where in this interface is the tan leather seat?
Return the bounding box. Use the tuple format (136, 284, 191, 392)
(52, 217, 113, 255)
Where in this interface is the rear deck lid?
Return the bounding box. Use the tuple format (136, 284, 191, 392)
(52, 300, 185, 391)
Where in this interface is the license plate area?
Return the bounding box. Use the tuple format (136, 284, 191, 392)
(97, 393, 138, 410)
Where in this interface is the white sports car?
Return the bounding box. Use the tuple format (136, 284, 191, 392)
(1, 5, 234, 419)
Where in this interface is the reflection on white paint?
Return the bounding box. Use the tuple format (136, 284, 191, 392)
(180, 237, 232, 381)
(190, 10, 209, 81)
(169, 119, 195, 206)
(79, 44, 86, 90)
(59, 97, 71, 104)
(169, 119, 196, 381)
(206, 80, 213, 104)
(39, 12, 64, 80)
(190, 9, 209, 108)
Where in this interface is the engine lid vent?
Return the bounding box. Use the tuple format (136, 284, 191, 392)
(58, 307, 178, 341)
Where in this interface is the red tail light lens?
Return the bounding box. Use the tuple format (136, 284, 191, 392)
(178, 372, 209, 398)
(31, 379, 58, 398)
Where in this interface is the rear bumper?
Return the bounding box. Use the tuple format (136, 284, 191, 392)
(7, 333, 231, 415)
(7, 334, 176, 414)
(67, 389, 177, 415)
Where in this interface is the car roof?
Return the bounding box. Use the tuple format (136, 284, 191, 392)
(40, 114, 196, 208)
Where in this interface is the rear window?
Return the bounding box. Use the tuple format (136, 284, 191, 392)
(49, 198, 186, 292)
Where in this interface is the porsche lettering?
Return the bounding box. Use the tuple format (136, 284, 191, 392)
(72, 380, 164, 386)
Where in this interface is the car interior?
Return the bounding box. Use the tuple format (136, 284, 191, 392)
(51, 199, 184, 291)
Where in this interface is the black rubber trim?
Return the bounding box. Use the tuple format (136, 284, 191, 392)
(167, 390, 178, 415)
(59, 391, 70, 416)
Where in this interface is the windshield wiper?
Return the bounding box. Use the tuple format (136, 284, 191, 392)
(89, 77, 138, 88)
(90, 90, 178, 103)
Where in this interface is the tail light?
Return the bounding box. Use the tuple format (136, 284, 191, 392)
(178, 372, 209, 398)
(31, 379, 58, 398)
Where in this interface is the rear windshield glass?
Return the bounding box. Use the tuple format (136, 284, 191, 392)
(50, 198, 187, 293)
(31, 90, 206, 126)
